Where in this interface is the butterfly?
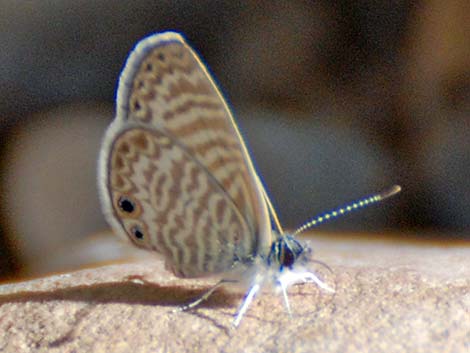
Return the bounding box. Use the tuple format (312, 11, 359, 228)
(98, 31, 400, 326)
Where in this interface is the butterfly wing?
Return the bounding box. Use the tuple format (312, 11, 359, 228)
(99, 32, 272, 277)
(103, 126, 258, 277)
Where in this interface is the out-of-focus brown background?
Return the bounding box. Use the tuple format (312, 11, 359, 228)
(0, 1, 468, 280)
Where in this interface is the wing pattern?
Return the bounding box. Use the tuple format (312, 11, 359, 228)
(99, 32, 271, 277)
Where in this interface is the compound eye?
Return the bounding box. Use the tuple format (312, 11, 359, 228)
(282, 246, 296, 268)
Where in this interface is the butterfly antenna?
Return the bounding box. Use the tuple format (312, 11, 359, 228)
(293, 185, 401, 236)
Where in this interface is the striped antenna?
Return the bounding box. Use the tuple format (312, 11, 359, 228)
(293, 185, 401, 235)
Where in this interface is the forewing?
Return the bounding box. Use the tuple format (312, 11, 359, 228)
(115, 32, 270, 248)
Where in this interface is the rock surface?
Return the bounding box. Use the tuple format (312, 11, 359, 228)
(0, 234, 468, 353)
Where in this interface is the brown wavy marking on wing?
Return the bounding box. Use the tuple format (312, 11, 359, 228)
(121, 38, 264, 244)
(108, 128, 255, 278)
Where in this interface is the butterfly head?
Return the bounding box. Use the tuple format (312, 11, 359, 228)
(266, 234, 311, 272)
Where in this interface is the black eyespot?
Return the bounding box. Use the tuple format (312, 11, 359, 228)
(118, 196, 135, 213)
(145, 63, 153, 71)
(131, 225, 144, 240)
(157, 52, 165, 61)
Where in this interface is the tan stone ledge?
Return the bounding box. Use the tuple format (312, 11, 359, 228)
(0, 233, 468, 353)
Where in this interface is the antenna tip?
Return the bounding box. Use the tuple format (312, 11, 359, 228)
(379, 184, 401, 199)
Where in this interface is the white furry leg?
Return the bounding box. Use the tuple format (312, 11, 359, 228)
(278, 269, 335, 298)
(280, 280, 293, 317)
(233, 283, 260, 327)
(276, 269, 334, 317)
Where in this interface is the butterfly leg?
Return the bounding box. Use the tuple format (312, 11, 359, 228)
(278, 269, 335, 294)
(233, 283, 261, 327)
(279, 280, 293, 317)
(275, 269, 335, 317)
(177, 278, 238, 312)
(300, 271, 335, 292)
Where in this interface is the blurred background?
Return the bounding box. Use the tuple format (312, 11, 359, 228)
(0, 1, 468, 280)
